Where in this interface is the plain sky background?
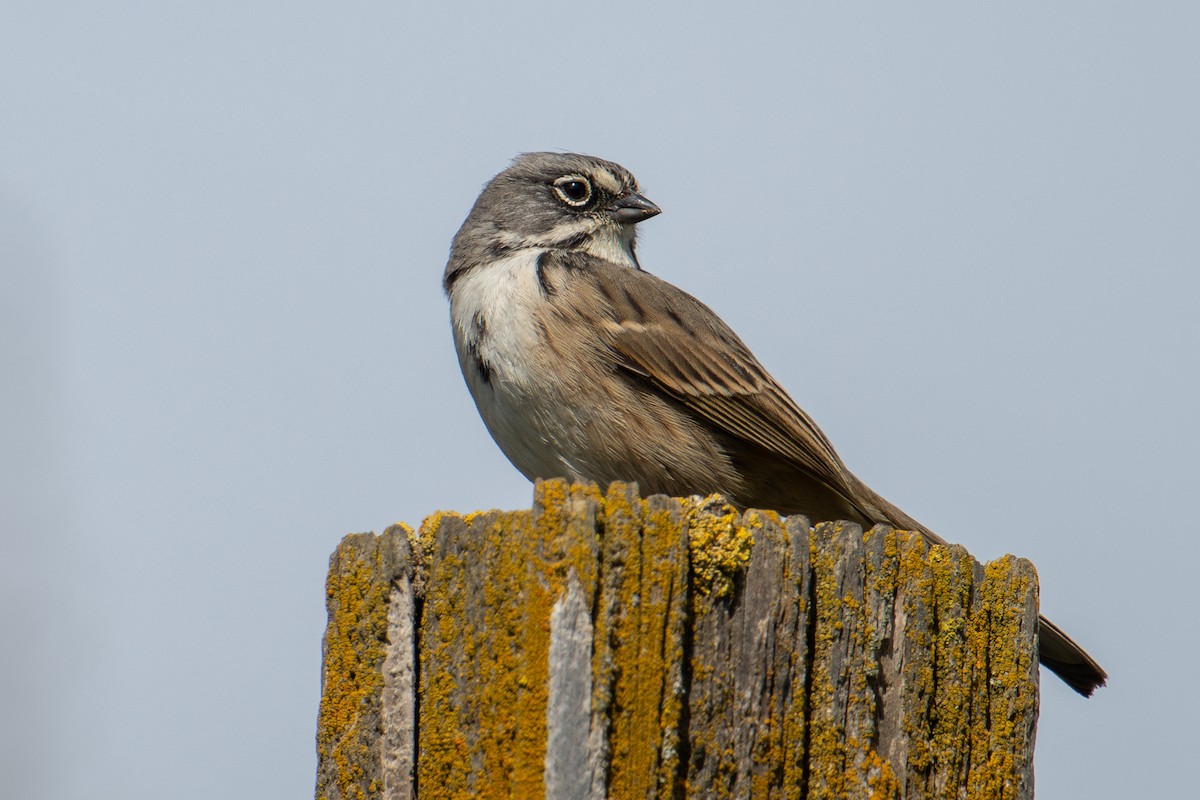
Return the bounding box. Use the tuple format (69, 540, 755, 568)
(3, 2, 1197, 798)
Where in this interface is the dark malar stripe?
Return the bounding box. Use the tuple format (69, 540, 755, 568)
(536, 252, 556, 298)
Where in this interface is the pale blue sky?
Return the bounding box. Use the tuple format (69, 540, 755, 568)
(3, 3, 1197, 798)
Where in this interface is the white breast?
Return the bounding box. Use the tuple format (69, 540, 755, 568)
(450, 249, 546, 387)
(449, 250, 570, 480)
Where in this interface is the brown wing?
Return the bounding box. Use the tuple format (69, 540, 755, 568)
(574, 255, 855, 499)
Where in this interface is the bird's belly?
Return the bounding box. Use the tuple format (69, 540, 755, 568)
(465, 351, 742, 499)
(467, 369, 579, 482)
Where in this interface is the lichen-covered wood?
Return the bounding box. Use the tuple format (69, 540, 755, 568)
(316, 527, 418, 800)
(315, 480, 1039, 800)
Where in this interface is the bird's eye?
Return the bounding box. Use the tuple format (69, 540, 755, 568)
(553, 176, 593, 207)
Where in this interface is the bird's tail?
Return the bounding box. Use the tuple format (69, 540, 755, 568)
(1037, 615, 1108, 696)
(847, 473, 1107, 696)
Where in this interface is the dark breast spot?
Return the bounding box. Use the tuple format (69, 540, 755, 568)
(468, 312, 492, 385)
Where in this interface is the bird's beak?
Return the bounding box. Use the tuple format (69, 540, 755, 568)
(611, 192, 662, 224)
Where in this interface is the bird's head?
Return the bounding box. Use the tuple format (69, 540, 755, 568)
(445, 152, 660, 291)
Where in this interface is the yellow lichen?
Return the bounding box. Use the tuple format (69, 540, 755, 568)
(965, 555, 1037, 800)
(315, 536, 395, 800)
(802, 522, 911, 798)
(477, 509, 547, 796)
(685, 496, 754, 598)
(605, 489, 688, 798)
(865, 750, 902, 799)
(415, 511, 472, 799)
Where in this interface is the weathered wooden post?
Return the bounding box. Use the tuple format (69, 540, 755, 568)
(315, 479, 1038, 800)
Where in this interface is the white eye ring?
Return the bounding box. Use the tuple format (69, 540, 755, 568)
(552, 176, 593, 207)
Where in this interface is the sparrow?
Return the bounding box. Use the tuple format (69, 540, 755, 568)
(443, 152, 1106, 697)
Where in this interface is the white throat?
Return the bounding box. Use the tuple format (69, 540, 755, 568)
(581, 224, 640, 269)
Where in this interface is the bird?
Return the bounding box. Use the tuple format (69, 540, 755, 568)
(442, 151, 1106, 697)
